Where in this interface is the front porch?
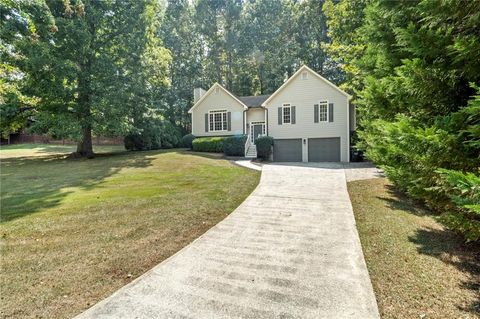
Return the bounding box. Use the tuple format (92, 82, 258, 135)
(244, 107, 268, 158)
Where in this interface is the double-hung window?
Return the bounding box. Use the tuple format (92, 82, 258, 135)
(319, 100, 328, 122)
(209, 110, 227, 131)
(282, 104, 291, 124)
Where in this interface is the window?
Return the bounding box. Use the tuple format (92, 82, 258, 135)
(282, 104, 291, 124)
(209, 110, 227, 131)
(319, 100, 328, 122)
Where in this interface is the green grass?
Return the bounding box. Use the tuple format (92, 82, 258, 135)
(348, 178, 480, 319)
(0, 148, 260, 318)
(0, 143, 125, 158)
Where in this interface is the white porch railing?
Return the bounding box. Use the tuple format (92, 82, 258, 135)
(244, 134, 252, 157)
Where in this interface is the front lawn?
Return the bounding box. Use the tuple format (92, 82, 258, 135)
(0, 143, 125, 158)
(0, 148, 260, 318)
(348, 178, 480, 319)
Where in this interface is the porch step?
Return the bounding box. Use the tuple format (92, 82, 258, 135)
(245, 145, 257, 158)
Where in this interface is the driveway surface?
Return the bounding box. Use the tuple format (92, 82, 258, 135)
(77, 163, 379, 319)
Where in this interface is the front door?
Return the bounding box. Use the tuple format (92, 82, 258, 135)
(250, 122, 265, 143)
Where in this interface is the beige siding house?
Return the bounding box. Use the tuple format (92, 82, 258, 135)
(188, 65, 353, 162)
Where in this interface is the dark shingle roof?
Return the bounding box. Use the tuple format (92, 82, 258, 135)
(238, 95, 271, 108)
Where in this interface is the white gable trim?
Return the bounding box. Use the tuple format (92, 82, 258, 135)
(188, 83, 248, 113)
(261, 65, 352, 107)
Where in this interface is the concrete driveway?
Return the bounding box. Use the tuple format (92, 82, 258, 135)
(77, 163, 379, 319)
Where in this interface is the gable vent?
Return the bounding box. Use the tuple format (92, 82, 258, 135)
(301, 71, 308, 80)
(214, 87, 220, 94)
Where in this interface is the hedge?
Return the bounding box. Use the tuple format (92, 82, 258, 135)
(256, 136, 273, 160)
(124, 119, 181, 151)
(223, 135, 247, 156)
(182, 134, 196, 149)
(192, 137, 226, 153)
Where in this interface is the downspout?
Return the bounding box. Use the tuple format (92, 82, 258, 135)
(264, 107, 268, 136)
(243, 109, 247, 135)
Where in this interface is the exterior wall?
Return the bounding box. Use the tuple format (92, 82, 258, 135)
(265, 70, 350, 162)
(246, 108, 265, 123)
(191, 88, 245, 137)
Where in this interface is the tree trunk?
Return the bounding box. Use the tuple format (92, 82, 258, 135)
(75, 75, 94, 158)
(74, 14, 96, 159)
(76, 124, 94, 158)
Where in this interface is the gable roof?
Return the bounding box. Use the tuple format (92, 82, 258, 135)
(261, 65, 352, 106)
(238, 95, 271, 108)
(188, 83, 248, 114)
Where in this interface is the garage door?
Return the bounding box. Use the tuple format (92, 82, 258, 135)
(308, 137, 341, 162)
(273, 139, 302, 162)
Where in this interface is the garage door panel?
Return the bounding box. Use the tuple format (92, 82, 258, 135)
(308, 137, 340, 162)
(273, 139, 302, 162)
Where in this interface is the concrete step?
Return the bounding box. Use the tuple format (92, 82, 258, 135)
(245, 144, 257, 158)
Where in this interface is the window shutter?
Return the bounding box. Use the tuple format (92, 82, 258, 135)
(291, 106, 296, 124)
(205, 113, 209, 132)
(227, 112, 231, 131)
(329, 103, 334, 122)
(314, 104, 319, 123)
(278, 107, 282, 125)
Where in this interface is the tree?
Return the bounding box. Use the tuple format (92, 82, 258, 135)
(2, 0, 170, 157)
(0, 0, 53, 139)
(325, 0, 480, 240)
(159, 0, 202, 133)
(295, 0, 342, 83)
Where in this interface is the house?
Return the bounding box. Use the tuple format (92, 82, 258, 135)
(188, 65, 354, 162)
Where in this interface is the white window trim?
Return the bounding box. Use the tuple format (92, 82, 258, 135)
(208, 109, 228, 132)
(318, 100, 329, 123)
(282, 103, 292, 125)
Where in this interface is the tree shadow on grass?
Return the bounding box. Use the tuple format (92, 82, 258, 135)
(376, 181, 480, 315)
(377, 184, 431, 217)
(0, 151, 158, 223)
(409, 227, 480, 314)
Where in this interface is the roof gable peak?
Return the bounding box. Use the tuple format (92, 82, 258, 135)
(261, 65, 351, 106)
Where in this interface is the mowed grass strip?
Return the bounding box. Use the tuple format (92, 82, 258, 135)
(348, 178, 480, 319)
(0, 149, 260, 318)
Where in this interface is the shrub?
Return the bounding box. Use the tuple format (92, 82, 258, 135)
(223, 135, 247, 156)
(182, 134, 196, 149)
(159, 121, 182, 149)
(124, 134, 152, 151)
(256, 136, 273, 160)
(192, 137, 226, 153)
(359, 92, 480, 241)
(437, 169, 480, 242)
(124, 117, 181, 151)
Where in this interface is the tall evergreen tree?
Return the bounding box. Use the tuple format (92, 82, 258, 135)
(324, 0, 480, 241)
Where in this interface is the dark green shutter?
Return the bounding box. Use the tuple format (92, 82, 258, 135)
(205, 113, 209, 132)
(314, 104, 319, 123)
(291, 106, 296, 124)
(227, 112, 231, 131)
(329, 103, 334, 122)
(278, 107, 282, 125)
